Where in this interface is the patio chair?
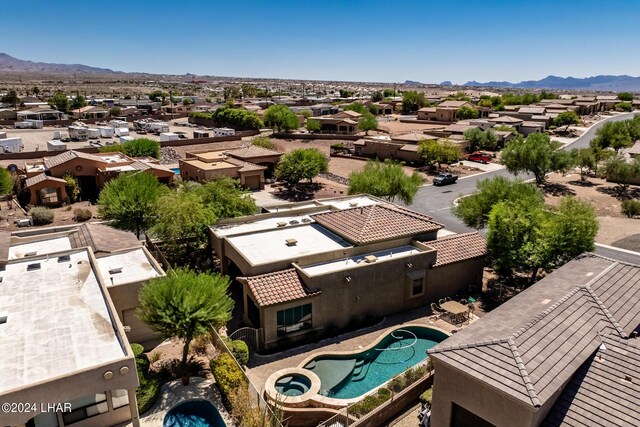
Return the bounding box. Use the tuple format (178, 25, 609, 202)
(430, 303, 442, 319)
(438, 298, 446, 306)
(444, 297, 451, 302)
(460, 299, 468, 305)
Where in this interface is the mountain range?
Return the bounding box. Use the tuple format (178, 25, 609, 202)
(463, 75, 640, 91)
(0, 53, 119, 75)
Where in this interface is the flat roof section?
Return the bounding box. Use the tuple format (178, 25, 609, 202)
(316, 195, 380, 210)
(0, 250, 126, 394)
(8, 236, 72, 260)
(213, 214, 322, 238)
(300, 245, 422, 276)
(95, 248, 162, 287)
(227, 224, 350, 266)
(184, 159, 238, 171)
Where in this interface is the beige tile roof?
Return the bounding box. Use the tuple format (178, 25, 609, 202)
(311, 204, 442, 245)
(0, 231, 10, 261)
(44, 150, 106, 169)
(25, 173, 67, 188)
(225, 157, 267, 172)
(242, 269, 320, 307)
(425, 232, 487, 266)
(229, 145, 282, 159)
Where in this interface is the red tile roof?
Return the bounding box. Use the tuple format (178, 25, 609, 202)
(242, 269, 320, 307)
(425, 232, 487, 266)
(311, 204, 442, 245)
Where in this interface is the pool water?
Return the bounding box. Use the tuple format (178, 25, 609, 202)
(163, 399, 226, 427)
(170, 167, 180, 175)
(303, 326, 446, 399)
(275, 373, 312, 396)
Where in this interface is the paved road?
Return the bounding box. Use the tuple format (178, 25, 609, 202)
(404, 112, 640, 263)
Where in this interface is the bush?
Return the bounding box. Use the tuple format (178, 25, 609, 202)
(349, 389, 391, 418)
(130, 343, 145, 358)
(388, 375, 406, 393)
(419, 388, 433, 404)
(223, 338, 249, 366)
(73, 208, 92, 222)
(30, 206, 54, 225)
(621, 199, 640, 218)
(210, 353, 246, 409)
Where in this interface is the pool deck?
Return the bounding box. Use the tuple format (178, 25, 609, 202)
(121, 377, 233, 427)
(246, 306, 477, 394)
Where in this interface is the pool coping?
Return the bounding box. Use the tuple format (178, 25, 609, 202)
(264, 368, 322, 407)
(265, 324, 450, 408)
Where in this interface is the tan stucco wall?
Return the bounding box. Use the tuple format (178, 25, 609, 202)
(426, 257, 485, 302)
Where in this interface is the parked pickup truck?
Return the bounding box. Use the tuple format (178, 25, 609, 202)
(433, 173, 458, 186)
(466, 152, 492, 164)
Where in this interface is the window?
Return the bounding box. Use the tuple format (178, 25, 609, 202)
(412, 277, 424, 297)
(451, 402, 495, 427)
(277, 303, 312, 336)
(39, 187, 59, 204)
(26, 412, 59, 427)
(111, 389, 130, 409)
(62, 393, 108, 425)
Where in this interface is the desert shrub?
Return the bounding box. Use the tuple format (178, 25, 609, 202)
(63, 174, 79, 203)
(419, 388, 433, 404)
(30, 206, 54, 225)
(377, 387, 391, 401)
(130, 343, 145, 358)
(73, 208, 92, 222)
(621, 199, 640, 218)
(148, 350, 163, 364)
(388, 375, 406, 393)
(191, 334, 212, 356)
(211, 353, 246, 409)
(225, 339, 249, 366)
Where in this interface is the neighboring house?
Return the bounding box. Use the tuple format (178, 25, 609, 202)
(0, 108, 17, 120)
(417, 101, 488, 123)
(371, 103, 394, 115)
(428, 253, 640, 427)
(17, 107, 64, 121)
(24, 150, 174, 202)
(71, 105, 108, 119)
(0, 222, 166, 427)
(160, 103, 191, 114)
(353, 138, 422, 163)
(310, 116, 360, 135)
(210, 196, 486, 348)
(179, 148, 269, 189)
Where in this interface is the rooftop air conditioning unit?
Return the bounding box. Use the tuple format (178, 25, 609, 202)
(349, 202, 358, 207)
(285, 239, 298, 247)
(0, 311, 7, 324)
(364, 255, 378, 263)
(24, 251, 37, 257)
(109, 267, 123, 275)
(277, 222, 287, 227)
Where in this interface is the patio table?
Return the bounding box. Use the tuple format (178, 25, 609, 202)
(440, 301, 469, 324)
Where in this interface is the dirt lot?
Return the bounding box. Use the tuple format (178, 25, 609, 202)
(0, 200, 101, 232)
(543, 172, 640, 248)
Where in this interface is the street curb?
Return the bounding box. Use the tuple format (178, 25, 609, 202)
(595, 243, 640, 257)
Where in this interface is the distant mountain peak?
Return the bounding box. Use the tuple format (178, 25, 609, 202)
(0, 53, 119, 75)
(463, 75, 640, 91)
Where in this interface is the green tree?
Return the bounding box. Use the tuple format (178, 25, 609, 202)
(339, 89, 354, 98)
(590, 119, 638, 152)
(223, 86, 242, 101)
(32, 86, 40, 98)
(452, 176, 544, 229)
(263, 105, 300, 132)
(97, 172, 167, 238)
(49, 91, 69, 113)
(212, 106, 263, 130)
(300, 109, 312, 119)
(182, 97, 193, 106)
(62, 174, 80, 203)
(123, 138, 161, 158)
(615, 102, 633, 112)
(275, 148, 328, 186)
(109, 106, 122, 117)
(358, 113, 378, 133)
(148, 90, 168, 103)
(618, 92, 634, 101)
(501, 133, 574, 185)
(241, 84, 257, 98)
(371, 91, 383, 102)
(456, 105, 479, 120)
(0, 168, 12, 195)
(194, 177, 258, 219)
(70, 95, 87, 110)
(402, 91, 426, 114)
(417, 139, 462, 168)
(463, 128, 498, 151)
(1, 90, 19, 109)
(251, 136, 276, 149)
(603, 155, 640, 188)
(571, 148, 596, 181)
(152, 191, 216, 267)
(383, 89, 397, 98)
(138, 269, 233, 374)
(554, 111, 580, 131)
(306, 118, 321, 133)
(487, 197, 597, 282)
(348, 160, 422, 204)
(342, 102, 368, 115)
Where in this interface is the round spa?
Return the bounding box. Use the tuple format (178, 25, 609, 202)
(265, 368, 321, 406)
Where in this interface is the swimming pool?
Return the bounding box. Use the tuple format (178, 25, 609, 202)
(275, 373, 312, 397)
(302, 326, 447, 399)
(170, 167, 180, 175)
(163, 399, 226, 427)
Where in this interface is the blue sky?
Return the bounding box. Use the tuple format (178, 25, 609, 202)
(1, 0, 638, 83)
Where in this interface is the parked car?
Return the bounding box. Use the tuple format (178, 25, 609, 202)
(433, 173, 458, 186)
(466, 152, 492, 164)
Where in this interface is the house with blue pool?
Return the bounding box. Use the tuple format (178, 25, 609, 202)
(210, 195, 487, 349)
